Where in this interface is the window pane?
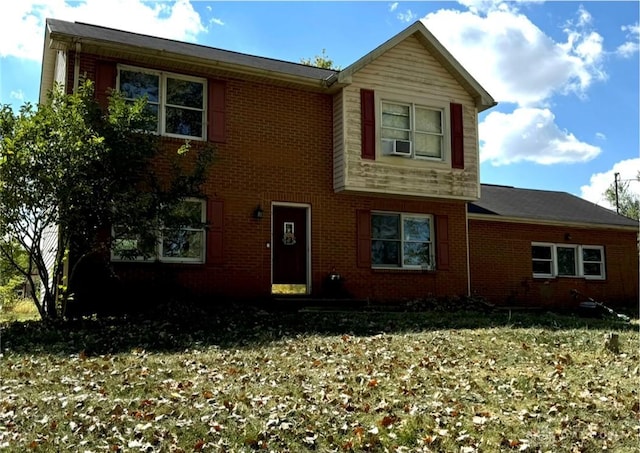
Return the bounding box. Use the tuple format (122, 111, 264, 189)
(120, 70, 159, 102)
(583, 248, 602, 262)
(162, 230, 204, 259)
(381, 127, 410, 141)
(583, 263, 602, 276)
(177, 201, 203, 224)
(166, 78, 204, 108)
(372, 240, 400, 266)
(403, 242, 430, 267)
(112, 228, 156, 260)
(557, 247, 577, 276)
(415, 107, 442, 133)
(372, 215, 400, 239)
(532, 245, 552, 260)
(124, 100, 158, 131)
(414, 133, 442, 158)
(163, 200, 203, 229)
(403, 217, 430, 241)
(382, 103, 410, 129)
(532, 261, 552, 275)
(165, 107, 203, 137)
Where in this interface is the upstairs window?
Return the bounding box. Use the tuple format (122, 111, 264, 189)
(372, 213, 434, 269)
(118, 65, 206, 140)
(381, 101, 444, 160)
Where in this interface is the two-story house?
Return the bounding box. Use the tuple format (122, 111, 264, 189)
(39, 19, 637, 311)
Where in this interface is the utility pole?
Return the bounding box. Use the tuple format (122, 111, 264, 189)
(614, 172, 620, 214)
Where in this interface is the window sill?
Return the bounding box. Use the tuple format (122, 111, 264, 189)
(532, 275, 606, 281)
(112, 259, 204, 266)
(372, 267, 436, 274)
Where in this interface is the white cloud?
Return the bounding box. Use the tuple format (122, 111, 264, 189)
(422, 2, 608, 169)
(580, 158, 640, 209)
(616, 23, 640, 58)
(397, 9, 416, 23)
(480, 108, 601, 165)
(0, 0, 206, 62)
(210, 17, 224, 27)
(421, 2, 606, 106)
(10, 90, 25, 101)
(389, 3, 399, 13)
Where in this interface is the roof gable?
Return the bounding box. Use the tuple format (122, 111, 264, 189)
(335, 21, 495, 112)
(469, 184, 639, 229)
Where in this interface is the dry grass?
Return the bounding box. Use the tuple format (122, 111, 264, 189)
(1, 306, 638, 452)
(0, 298, 40, 323)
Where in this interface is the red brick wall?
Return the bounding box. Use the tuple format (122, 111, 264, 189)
(70, 52, 471, 303)
(468, 219, 639, 309)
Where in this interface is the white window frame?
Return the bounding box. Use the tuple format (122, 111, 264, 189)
(531, 242, 606, 280)
(371, 212, 434, 270)
(581, 245, 606, 280)
(531, 242, 554, 278)
(111, 198, 206, 264)
(117, 65, 207, 141)
(556, 244, 579, 277)
(159, 198, 207, 264)
(378, 96, 448, 163)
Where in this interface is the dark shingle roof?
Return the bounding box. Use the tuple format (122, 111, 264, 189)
(469, 184, 638, 228)
(46, 19, 337, 81)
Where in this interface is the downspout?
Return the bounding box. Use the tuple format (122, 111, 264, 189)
(465, 206, 471, 297)
(73, 41, 81, 92)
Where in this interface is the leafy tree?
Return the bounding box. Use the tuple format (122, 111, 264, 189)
(0, 81, 213, 320)
(300, 49, 340, 69)
(605, 173, 639, 220)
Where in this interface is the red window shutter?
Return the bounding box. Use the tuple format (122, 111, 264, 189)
(436, 215, 450, 270)
(207, 200, 224, 265)
(450, 103, 464, 169)
(360, 89, 375, 160)
(95, 61, 117, 111)
(208, 80, 226, 143)
(356, 210, 371, 268)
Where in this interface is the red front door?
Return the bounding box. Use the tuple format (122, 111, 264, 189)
(272, 206, 308, 286)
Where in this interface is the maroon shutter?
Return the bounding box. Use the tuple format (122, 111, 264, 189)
(356, 210, 371, 268)
(207, 200, 224, 265)
(436, 215, 450, 270)
(360, 89, 375, 160)
(450, 103, 464, 169)
(95, 61, 117, 111)
(208, 80, 226, 143)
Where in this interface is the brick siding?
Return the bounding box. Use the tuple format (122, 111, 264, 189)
(469, 219, 638, 309)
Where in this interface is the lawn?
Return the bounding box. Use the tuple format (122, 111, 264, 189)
(1, 302, 638, 452)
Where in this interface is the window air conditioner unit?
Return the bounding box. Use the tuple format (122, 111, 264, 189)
(391, 139, 411, 156)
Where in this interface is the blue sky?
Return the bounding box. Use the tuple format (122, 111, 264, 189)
(1, 1, 638, 208)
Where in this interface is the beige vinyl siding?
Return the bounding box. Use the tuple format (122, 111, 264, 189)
(335, 35, 480, 200)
